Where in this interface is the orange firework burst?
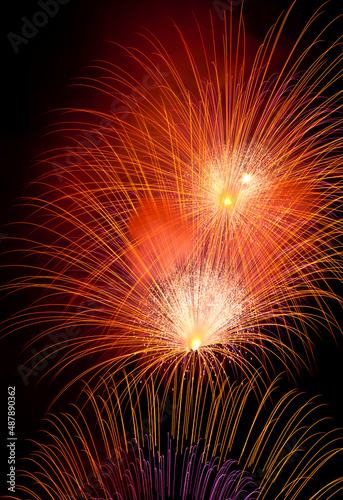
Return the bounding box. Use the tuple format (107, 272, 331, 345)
(10, 374, 343, 500)
(51, 1, 343, 265)
(2, 3, 343, 399)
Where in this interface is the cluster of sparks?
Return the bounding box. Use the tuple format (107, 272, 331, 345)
(2, 2, 343, 498)
(78, 442, 259, 500)
(145, 265, 246, 353)
(192, 146, 258, 222)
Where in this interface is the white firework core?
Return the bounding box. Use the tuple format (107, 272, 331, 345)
(145, 265, 249, 352)
(187, 145, 279, 231)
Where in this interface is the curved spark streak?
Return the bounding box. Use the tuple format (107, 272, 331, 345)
(9, 376, 343, 500)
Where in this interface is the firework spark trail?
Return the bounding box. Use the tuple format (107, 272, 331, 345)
(1, 3, 343, 399)
(74, 441, 259, 500)
(54, 2, 343, 259)
(8, 375, 343, 500)
(3, 234, 332, 410)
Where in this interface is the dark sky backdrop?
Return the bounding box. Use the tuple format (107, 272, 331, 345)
(1, 0, 343, 496)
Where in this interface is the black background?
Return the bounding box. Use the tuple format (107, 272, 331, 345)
(1, 0, 343, 497)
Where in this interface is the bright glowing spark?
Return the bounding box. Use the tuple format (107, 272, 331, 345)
(191, 339, 201, 350)
(242, 173, 252, 184)
(188, 329, 204, 351)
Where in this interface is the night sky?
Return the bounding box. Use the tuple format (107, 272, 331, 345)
(1, 0, 343, 496)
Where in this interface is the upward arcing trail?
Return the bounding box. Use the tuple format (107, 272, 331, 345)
(2, 3, 343, 400)
(10, 375, 343, 500)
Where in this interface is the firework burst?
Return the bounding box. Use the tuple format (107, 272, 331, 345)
(3, 233, 329, 409)
(10, 375, 343, 500)
(2, 3, 343, 397)
(47, 0, 343, 265)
